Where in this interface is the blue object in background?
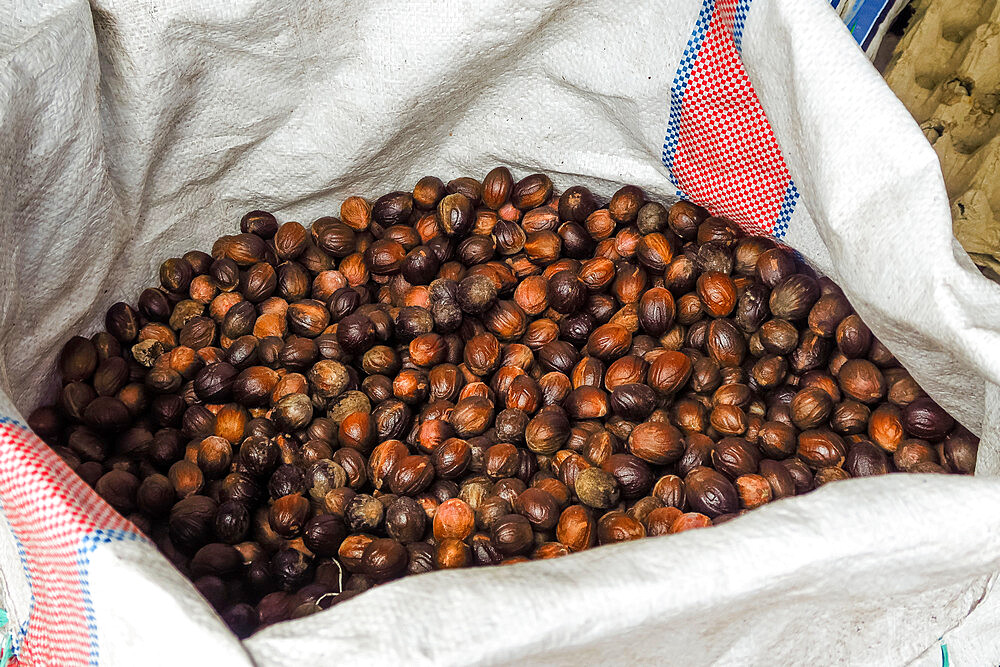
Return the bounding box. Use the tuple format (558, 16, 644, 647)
(830, 0, 909, 57)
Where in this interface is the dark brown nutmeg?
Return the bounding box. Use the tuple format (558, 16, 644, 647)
(169, 495, 219, 553)
(829, 400, 870, 436)
(758, 459, 796, 500)
(362, 538, 408, 582)
(610, 384, 659, 422)
(755, 247, 796, 287)
(759, 319, 799, 355)
(160, 257, 194, 293)
(287, 300, 330, 338)
(587, 323, 632, 361)
(547, 371, 594, 412)
(667, 201, 707, 240)
(706, 319, 746, 368)
(490, 514, 534, 556)
(558, 185, 598, 223)
(943, 429, 978, 475)
(83, 396, 130, 432)
(448, 396, 494, 438)
(651, 474, 686, 509)
(60, 336, 99, 383)
(836, 314, 872, 358)
(902, 397, 954, 440)
(525, 408, 570, 455)
(647, 351, 692, 395)
(608, 185, 644, 223)
(372, 191, 414, 228)
(636, 233, 676, 273)
(482, 167, 514, 210)
(596, 511, 646, 545)
(193, 362, 238, 403)
(711, 437, 761, 479)
(364, 239, 406, 275)
(769, 274, 820, 321)
(789, 387, 833, 430)
(638, 288, 676, 337)
(95, 469, 140, 514)
(106, 303, 140, 343)
(602, 453, 653, 499)
(697, 217, 742, 248)
(438, 193, 474, 237)
(432, 438, 472, 480)
(733, 236, 774, 275)
(546, 270, 585, 315)
(845, 441, 890, 477)
(336, 312, 376, 356)
(390, 455, 435, 495)
(301, 514, 347, 557)
(796, 429, 848, 469)
(734, 283, 770, 334)
(683, 467, 738, 518)
(808, 293, 851, 338)
(511, 174, 553, 211)
(274, 221, 308, 260)
(240, 210, 278, 238)
(413, 176, 446, 210)
(400, 246, 441, 285)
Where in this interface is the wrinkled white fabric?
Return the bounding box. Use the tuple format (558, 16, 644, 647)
(2, 0, 1000, 664)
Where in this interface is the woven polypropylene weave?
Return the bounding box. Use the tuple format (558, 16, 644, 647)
(0, 419, 143, 666)
(662, 0, 799, 238)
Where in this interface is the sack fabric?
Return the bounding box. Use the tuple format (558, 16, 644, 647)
(2, 0, 1000, 664)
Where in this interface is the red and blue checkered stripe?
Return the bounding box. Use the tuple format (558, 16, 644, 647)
(0, 417, 145, 666)
(662, 0, 799, 239)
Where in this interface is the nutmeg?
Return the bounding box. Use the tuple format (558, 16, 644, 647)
(735, 474, 772, 509)
(574, 467, 619, 509)
(856, 404, 899, 455)
(789, 387, 833, 430)
(269, 493, 311, 538)
(511, 174, 553, 210)
(902, 397, 954, 440)
(646, 350, 692, 395)
(835, 357, 885, 405)
(490, 513, 534, 556)
(943, 429, 978, 475)
(684, 467, 738, 518)
(30, 176, 975, 638)
(627, 421, 683, 465)
(796, 429, 848, 469)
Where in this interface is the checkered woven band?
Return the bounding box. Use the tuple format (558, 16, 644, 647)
(662, 0, 799, 238)
(0, 418, 144, 666)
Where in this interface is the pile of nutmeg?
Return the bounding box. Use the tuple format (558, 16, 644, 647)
(27, 168, 977, 638)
